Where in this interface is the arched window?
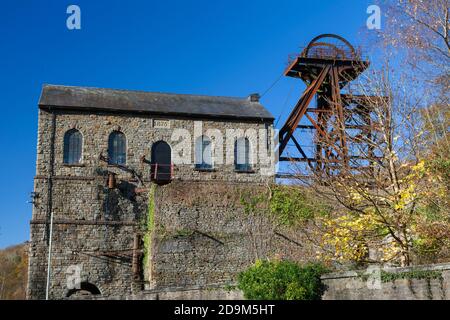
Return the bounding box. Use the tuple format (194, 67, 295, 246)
(234, 137, 252, 171)
(195, 135, 212, 169)
(151, 140, 172, 184)
(108, 131, 126, 165)
(63, 129, 82, 164)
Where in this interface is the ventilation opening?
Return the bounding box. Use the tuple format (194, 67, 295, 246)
(66, 282, 101, 299)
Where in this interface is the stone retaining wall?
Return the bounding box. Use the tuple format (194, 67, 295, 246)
(321, 263, 450, 300)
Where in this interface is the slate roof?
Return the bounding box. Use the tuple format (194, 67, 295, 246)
(38, 85, 274, 122)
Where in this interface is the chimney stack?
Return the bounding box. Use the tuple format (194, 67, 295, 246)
(248, 93, 260, 102)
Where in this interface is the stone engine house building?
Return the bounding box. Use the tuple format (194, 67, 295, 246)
(27, 85, 283, 299)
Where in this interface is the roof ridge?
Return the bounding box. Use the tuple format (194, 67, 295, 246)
(42, 84, 248, 102)
(39, 84, 275, 121)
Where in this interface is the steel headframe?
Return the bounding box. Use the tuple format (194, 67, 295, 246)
(278, 34, 376, 175)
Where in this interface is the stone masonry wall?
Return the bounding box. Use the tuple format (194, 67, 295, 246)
(27, 174, 147, 299)
(321, 263, 450, 300)
(27, 108, 276, 299)
(34, 109, 275, 183)
(148, 181, 317, 290)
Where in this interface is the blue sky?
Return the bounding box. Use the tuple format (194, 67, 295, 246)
(0, 0, 377, 248)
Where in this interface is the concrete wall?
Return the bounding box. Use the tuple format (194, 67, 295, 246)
(321, 263, 450, 300)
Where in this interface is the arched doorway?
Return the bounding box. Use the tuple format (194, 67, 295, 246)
(66, 282, 101, 300)
(151, 140, 172, 184)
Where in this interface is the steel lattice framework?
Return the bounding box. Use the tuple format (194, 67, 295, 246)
(278, 34, 381, 175)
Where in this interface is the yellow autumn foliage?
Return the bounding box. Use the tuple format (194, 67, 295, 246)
(318, 212, 381, 263)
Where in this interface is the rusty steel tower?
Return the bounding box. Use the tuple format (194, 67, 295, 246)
(278, 34, 377, 175)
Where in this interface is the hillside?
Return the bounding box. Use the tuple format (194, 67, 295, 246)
(0, 242, 28, 300)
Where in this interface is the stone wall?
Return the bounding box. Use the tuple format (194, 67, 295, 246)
(27, 108, 278, 299)
(27, 174, 147, 299)
(321, 263, 450, 300)
(133, 284, 244, 300)
(27, 177, 312, 299)
(148, 181, 317, 290)
(35, 109, 275, 183)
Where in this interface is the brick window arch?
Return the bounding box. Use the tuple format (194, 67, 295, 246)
(66, 282, 101, 298)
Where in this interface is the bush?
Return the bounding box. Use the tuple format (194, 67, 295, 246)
(237, 260, 328, 300)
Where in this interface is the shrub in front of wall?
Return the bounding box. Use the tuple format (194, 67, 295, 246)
(237, 260, 328, 300)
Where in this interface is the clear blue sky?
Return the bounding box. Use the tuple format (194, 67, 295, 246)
(0, 0, 376, 248)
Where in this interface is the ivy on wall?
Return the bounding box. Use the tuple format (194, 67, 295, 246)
(358, 268, 443, 283)
(142, 184, 156, 272)
(269, 186, 330, 226)
(240, 184, 331, 227)
(380, 269, 443, 283)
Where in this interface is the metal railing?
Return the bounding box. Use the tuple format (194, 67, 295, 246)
(150, 163, 174, 181)
(287, 45, 367, 64)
